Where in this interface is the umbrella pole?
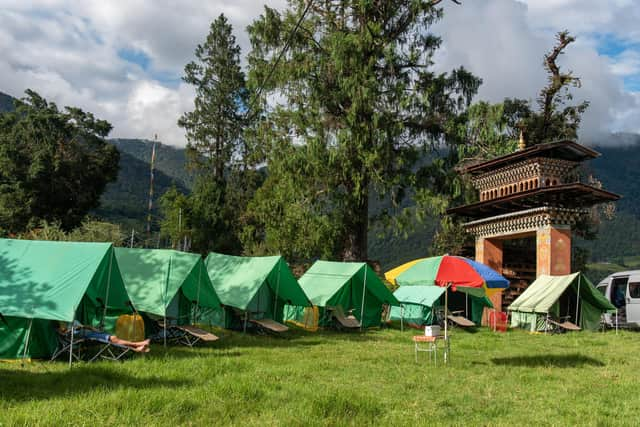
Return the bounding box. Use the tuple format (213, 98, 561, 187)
(444, 284, 449, 340)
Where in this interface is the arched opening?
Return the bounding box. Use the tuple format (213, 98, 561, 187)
(525, 181, 529, 191)
(519, 182, 523, 192)
(552, 179, 557, 186)
(534, 178, 538, 188)
(545, 179, 550, 187)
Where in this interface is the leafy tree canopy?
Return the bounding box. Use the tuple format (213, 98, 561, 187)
(0, 90, 119, 234)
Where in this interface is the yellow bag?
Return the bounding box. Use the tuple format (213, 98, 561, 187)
(115, 314, 145, 341)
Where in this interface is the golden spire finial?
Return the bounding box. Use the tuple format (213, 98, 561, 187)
(518, 129, 526, 151)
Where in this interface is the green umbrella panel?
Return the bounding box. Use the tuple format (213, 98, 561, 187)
(0, 239, 130, 359)
(115, 248, 221, 325)
(296, 260, 399, 328)
(205, 252, 310, 326)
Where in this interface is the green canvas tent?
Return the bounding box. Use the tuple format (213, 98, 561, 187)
(288, 261, 400, 329)
(205, 252, 310, 329)
(114, 248, 222, 332)
(0, 239, 130, 359)
(389, 286, 445, 328)
(509, 272, 616, 331)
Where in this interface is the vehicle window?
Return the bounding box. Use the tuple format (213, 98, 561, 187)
(596, 285, 607, 296)
(611, 277, 628, 308)
(629, 282, 640, 299)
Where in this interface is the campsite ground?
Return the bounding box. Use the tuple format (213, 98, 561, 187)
(1, 327, 637, 426)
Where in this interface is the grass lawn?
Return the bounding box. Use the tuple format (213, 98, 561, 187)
(1, 327, 638, 426)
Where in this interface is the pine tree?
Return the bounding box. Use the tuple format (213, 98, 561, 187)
(245, 0, 480, 261)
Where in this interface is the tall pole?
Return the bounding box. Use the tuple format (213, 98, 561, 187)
(444, 284, 449, 340)
(146, 134, 158, 239)
(130, 229, 135, 248)
(178, 207, 182, 251)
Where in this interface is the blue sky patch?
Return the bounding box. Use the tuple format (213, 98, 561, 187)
(118, 48, 152, 71)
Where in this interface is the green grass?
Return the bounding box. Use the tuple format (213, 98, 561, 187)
(1, 327, 639, 426)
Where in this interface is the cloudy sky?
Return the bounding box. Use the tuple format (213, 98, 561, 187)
(1, 0, 639, 146)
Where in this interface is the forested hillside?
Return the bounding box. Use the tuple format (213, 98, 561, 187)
(2, 89, 640, 268)
(96, 139, 193, 232)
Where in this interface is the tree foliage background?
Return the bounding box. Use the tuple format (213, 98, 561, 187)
(242, 0, 481, 262)
(0, 90, 119, 235)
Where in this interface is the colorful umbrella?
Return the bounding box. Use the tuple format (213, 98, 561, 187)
(385, 255, 509, 340)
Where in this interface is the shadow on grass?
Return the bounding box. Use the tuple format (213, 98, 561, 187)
(491, 353, 605, 367)
(0, 365, 191, 401)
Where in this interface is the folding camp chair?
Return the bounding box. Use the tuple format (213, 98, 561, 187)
(446, 310, 476, 328)
(546, 315, 581, 334)
(51, 323, 131, 363)
(326, 305, 361, 330)
(249, 318, 289, 335)
(151, 319, 220, 346)
(51, 328, 86, 362)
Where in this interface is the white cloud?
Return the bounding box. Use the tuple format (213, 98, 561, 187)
(435, 0, 640, 144)
(0, 0, 639, 146)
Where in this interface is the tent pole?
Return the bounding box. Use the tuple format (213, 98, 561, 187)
(22, 318, 33, 367)
(102, 249, 114, 329)
(575, 275, 581, 326)
(68, 321, 74, 368)
(400, 305, 404, 332)
(360, 265, 367, 331)
(273, 261, 281, 320)
(465, 293, 468, 319)
(196, 262, 203, 324)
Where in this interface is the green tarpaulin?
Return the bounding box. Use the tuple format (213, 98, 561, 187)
(115, 248, 221, 329)
(0, 239, 130, 359)
(390, 286, 445, 326)
(205, 252, 310, 328)
(289, 261, 399, 328)
(509, 272, 616, 331)
(389, 285, 491, 326)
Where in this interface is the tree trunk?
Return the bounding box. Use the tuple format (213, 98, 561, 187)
(341, 192, 369, 261)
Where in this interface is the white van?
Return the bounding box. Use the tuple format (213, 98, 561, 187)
(597, 270, 640, 328)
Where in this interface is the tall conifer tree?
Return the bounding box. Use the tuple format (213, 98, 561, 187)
(244, 0, 480, 261)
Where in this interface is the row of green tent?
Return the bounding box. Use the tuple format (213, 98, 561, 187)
(0, 239, 401, 359)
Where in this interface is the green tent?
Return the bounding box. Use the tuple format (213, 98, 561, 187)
(204, 252, 310, 329)
(509, 272, 616, 331)
(389, 286, 445, 327)
(114, 248, 222, 331)
(289, 261, 399, 329)
(0, 239, 130, 359)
